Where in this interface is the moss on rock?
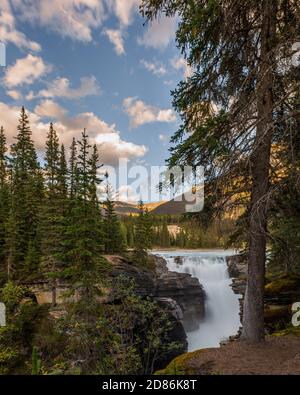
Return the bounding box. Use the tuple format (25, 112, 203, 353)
(265, 274, 300, 296)
(155, 349, 208, 375)
(272, 326, 300, 337)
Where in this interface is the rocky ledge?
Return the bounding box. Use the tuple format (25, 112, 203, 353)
(153, 255, 205, 332)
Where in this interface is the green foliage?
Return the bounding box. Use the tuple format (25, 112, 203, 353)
(7, 107, 43, 280)
(133, 202, 153, 264)
(103, 181, 124, 254)
(0, 126, 9, 282)
(31, 346, 41, 375)
(1, 282, 26, 310)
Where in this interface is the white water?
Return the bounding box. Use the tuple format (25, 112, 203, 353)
(153, 250, 241, 352)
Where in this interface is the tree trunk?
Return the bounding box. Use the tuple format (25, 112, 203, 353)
(242, 0, 277, 342)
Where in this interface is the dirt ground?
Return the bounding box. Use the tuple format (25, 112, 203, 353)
(187, 336, 300, 375)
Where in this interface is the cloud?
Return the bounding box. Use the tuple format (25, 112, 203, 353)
(0, 100, 147, 165)
(171, 57, 193, 79)
(123, 97, 176, 128)
(3, 54, 52, 88)
(9, 0, 140, 44)
(107, 0, 140, 27)
(27, 76, 101, 100)
(138, 15, 177, 49)
(159, 134, 168, 142)
(34, 99, 67, 119)
(10, 0, 106, 42)
(104, 29, 125, 55)
(0, 0, 41, 51)
(6, 89, 22, 100)
(140, 59, 166, 76)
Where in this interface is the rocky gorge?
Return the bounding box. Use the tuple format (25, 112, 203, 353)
(26, 253, 206, 370)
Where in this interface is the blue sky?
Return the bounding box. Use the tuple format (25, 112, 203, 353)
(0, 0, 191, 201)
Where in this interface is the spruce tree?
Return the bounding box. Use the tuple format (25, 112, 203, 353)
(40, 124, 64, 304)
(103, 180, 123, 254)
(141, 0, 299, 342)
(69, 137, 78, 200)
(8, 107, 43, 280)
(134, 201, 152, 263)
(0, 126, 9, 279)
(63, 130, 103, 290)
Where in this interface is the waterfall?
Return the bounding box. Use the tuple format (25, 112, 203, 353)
(155, 250, 241, 352)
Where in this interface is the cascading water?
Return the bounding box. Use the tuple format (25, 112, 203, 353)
(154, 250, 241, 352)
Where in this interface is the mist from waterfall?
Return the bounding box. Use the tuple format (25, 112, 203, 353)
(154, 250, 241, 352)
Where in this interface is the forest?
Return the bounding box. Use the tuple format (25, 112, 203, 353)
(0, 0, 300, 377)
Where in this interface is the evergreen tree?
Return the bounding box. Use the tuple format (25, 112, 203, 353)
(69, 137, 78, 200)
(0, 126, 9, 280)
(8, 107, 43, 280)
(40, 124, 65, 305)
(134, 201, 153, 263)
(63, 130, 103, 289)
(103, 179, 123, 254)
(141, 0, 299, 342)
(57, 145, 68, 199)
(160, 223, 170, 248)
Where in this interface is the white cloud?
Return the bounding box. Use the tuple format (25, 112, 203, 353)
(10, 0, 106, 42)
(138, 15, 177, 49)
(140, 59, 166, 76)
(3, 54, 52, 88)
(159, 134, 168, 142)
(34, 99, 67, 119)
(27, 76, 101, 100)
(8, 0, 139, 44)
(123, 97, 176, 128)
(0, 0, 41, 51)
(104, 29, 125, 55)
(107, 0, 140, 27)
(0, 100, 147, 165)
(171, 57, 193, 79)
(6, 89, 22, 100)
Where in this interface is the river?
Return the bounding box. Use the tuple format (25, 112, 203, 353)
(152, 250, 241, 352)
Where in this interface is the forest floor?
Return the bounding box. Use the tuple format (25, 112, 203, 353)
(159, 335, 300, 375)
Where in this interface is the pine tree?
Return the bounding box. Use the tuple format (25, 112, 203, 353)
(69, 137, 78, 200)
(103, 180, 123, 254)
(40, 124, 65, 305)
(8, 107, 43, 280)
(141, 0, 299, 342)
(0, 126, 9, 279)
(63, 130, 103, 289)
(160, 223, 170, 248)
(57, 145, 68, 200)
(134, 201, 153, 263)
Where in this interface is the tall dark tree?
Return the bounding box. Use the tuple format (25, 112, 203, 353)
(103, 179, 123, 254)
(63, 130, 103, 289)
(134, 201, 153, 263)
(8, 107, 43, 279)
(140, 0, 300, 342)
(40, 124, 64, 305)
(69, 137, 78, 200)
(0, 126, 9, 279)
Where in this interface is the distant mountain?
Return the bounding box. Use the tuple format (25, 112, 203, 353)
(114, 194, 198, 217)
(150, 194, 197, 216)
(114, 201, 166, 216)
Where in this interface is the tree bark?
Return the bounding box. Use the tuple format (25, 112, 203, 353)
(242, 0, 277, 342)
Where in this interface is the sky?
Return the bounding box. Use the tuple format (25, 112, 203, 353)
(0, 0, 192, 201)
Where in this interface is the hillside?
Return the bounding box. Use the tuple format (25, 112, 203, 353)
(114, 200, 166, 216)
